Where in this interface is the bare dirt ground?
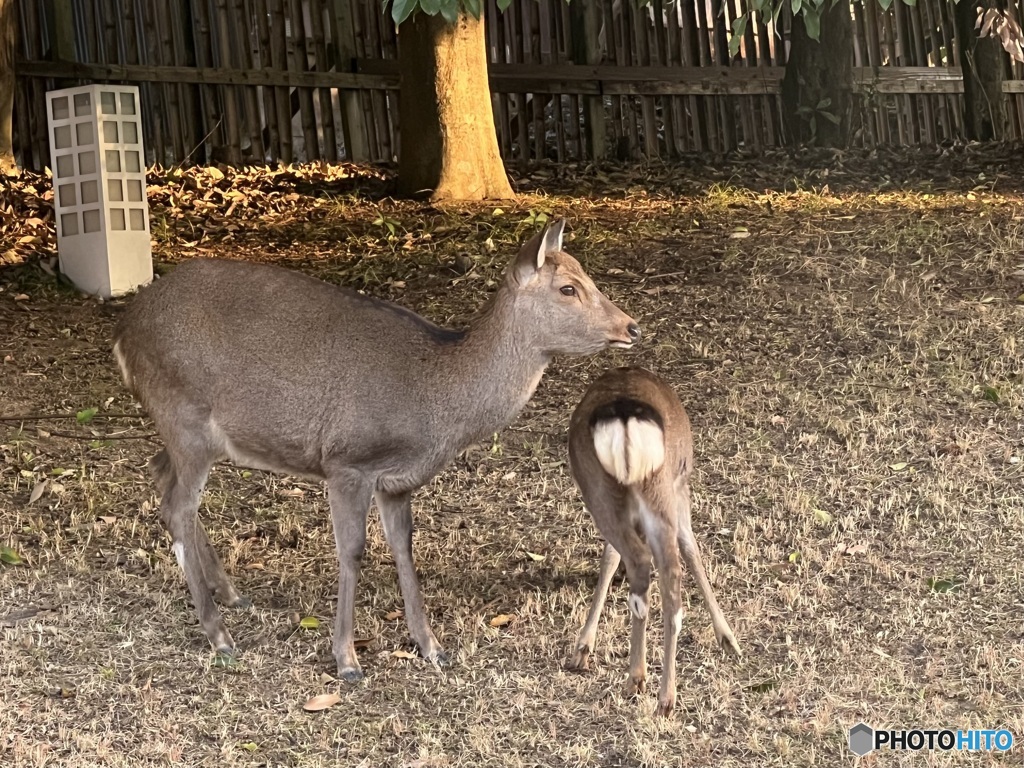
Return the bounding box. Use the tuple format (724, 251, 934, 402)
(1, 147, 1023, 767)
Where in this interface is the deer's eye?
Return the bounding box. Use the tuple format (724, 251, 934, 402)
(560, 285, 577, 297)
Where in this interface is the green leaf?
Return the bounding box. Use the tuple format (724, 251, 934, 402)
(982, 386, 1000, 403)
(927, 577, 962, 594)
(729, 16, 748, 58)
(1, 546, 24, 566)
(791, 0, 803, 14)
(803, 8, 821, 41)
(820, 110, 842, 125)
(816, 98, 832, 110)
(496, 0, 513, 9)
(299, 616, 320, 630)
(889, 462, 908, 472)
(901, 0, 916, 5)
(462, 0, 481, 19)
(879, 0, 893, 9)
(390, 0, 418, 25)
(240, 742, 259, 753)
(76, 407, 98, 424)
(813, 508, 833, 525)
(440, 0, 459, 24)
(788, 551, 801, 564)
(421, 0, 441, 12)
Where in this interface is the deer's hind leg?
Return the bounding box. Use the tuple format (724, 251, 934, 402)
(151, 449, 249, 609)
(639, 483, 685, 716)
(151, 421, 235, 655)
(573, 478, 653, 697)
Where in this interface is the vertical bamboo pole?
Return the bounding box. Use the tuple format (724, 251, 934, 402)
(308, 0, 337, 161)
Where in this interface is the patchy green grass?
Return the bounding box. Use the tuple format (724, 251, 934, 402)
(2, 152, 1023, 767)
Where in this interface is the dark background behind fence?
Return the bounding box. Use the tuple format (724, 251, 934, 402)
(13, 0, 1024, 171)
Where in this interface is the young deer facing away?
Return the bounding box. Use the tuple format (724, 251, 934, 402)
(566, 366, 741, 716)
(113, 220, 639, 681)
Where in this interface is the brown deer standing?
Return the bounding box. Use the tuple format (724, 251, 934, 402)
(113, 220, 639, 681)
(566, 366, 740, 716)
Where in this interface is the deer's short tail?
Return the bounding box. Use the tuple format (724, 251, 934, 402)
(590, 398, 665, 486)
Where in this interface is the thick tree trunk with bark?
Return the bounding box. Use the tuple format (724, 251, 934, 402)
(956, 0, 1009, 141)
(398, 12, 513, 201)
(781, 1, 853, 148)
(0, 0, 16, 172)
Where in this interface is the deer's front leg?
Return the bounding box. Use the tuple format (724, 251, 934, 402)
(327, 470, 374, 682)
(376, 490, 447, 666)
(568, 542, 621, 670)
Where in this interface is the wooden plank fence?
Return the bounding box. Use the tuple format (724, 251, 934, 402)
(12, 0, 1024, 171)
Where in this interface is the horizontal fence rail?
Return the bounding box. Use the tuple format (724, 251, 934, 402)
(12, 0, 1024, 170)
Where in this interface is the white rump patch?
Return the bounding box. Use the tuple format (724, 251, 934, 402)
(112, 340, 131, 389)
(592, 417, 665, 486)
(171, 541, 185, 569)
(627, 593, 648, 621)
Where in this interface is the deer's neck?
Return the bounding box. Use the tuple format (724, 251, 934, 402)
(432, 291, 548, 447)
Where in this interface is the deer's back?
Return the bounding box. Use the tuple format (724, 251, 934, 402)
(114, 259, 467, 478)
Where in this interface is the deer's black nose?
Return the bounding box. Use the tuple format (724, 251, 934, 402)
(627, 323, 641, 342)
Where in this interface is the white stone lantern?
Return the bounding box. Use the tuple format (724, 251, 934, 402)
(46, 84, 153, 298)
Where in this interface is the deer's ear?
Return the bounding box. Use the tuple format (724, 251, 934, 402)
(511, 219, 566, 284)
(540, 218, 566, 260)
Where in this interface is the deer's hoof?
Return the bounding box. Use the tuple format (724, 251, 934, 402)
(655, 696, 676, 717)
(230, 596, 253, 610)
(338, 666, 365, 683)
(425, 649, 450, 669)
(623, 674, 646, 698)
(717, 628, 742, 657)
(211, 647, 240, 669)
(566, 645, 591, 671)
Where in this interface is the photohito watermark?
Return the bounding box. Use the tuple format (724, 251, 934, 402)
(849, 723, 1014, 756)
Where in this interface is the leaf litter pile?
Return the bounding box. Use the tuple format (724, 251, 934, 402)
(1, 147, 1023, 767)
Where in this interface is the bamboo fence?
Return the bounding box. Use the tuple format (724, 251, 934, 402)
(12, 0, 1024, 170)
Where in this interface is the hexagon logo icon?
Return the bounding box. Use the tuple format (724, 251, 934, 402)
(849, 722, 874, 756)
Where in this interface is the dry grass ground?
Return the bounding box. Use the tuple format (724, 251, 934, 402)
(1, 149, 1023, 767)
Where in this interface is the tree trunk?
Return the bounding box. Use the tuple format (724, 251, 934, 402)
(398, 11, 513, 201)
(956, 0, 1009, 141)
(0, 0, 16, 172)
(781, 1, 853, 148)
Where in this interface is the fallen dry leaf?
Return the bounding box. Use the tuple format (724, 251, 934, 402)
(391, 650, 417, 660)
(489, 614, 515, 628)
(28, 480, 47, 504)
(302, 692, 342, 712)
